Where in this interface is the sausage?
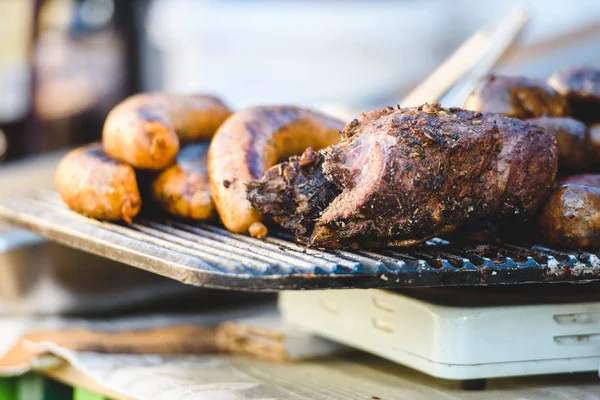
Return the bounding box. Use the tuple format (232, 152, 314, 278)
(56, 143, 141, 223)
(150, 143, 214, 220)
(208, 106, 344, 236)
(527, 116, 592, 171)
(463, 74, 570, 119)
(103, 93, 232, 170)
(539, 183, 600, 250)
(588, 124, 600, 163)
(558, 173, 600, 187)
(547, 66, 600, 123)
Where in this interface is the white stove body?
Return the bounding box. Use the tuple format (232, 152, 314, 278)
(279, 288, 600, 380)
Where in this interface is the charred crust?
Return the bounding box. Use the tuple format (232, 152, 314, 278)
(247, 148, 340, 241)
(249, 103, 558, 249)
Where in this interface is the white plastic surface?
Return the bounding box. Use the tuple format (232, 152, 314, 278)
(279, 289, 600, 379)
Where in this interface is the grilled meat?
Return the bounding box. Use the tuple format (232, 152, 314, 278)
(56, 143, 141, 223)
(527, 117, 592, 171)
(548, 66, 600, 123)
(248, 103, 558, 248)
(540, 184, 600, 249)
(150, 143, 214, 220)
(463, 74, 570, 119)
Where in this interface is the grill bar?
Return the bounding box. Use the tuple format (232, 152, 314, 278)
(1, 190, 600, 291)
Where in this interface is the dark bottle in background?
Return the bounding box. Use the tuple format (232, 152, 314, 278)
(0, 0, 38, 162)
(34, 0, 130, 152)
(0, 0, 137, 163)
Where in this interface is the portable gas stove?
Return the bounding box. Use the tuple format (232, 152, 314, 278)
(279, 283, 600, 386)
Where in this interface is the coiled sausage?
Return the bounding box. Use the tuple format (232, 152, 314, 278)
(208, 106, 344, 237)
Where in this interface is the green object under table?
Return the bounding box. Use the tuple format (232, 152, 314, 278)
(0, 378, 16, 400)
(73, 388, 105, 400)
(16, 374, 72, 400)
(0, 375, 106, 400)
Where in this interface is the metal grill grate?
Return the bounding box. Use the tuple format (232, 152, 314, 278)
(1, 190, 600, 291)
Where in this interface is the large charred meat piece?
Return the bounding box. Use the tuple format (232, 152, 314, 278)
(312, 104, 558, 247)
(248, 104, 558, 249)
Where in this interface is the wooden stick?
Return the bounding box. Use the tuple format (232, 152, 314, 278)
(400, 7, 529, 107)
(320, 27, 492, 121)
(399, 28, 490, 107)
(440, 7, 530, 106)
(322, 7, 529, 122)
(405, 6, 529, 107)
(316, 26, 492, 122)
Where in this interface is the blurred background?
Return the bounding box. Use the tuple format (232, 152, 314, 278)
(1, 0, 600, 164)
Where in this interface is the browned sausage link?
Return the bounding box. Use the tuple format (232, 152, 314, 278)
(587, 124, 600, 165)
(558, 173, 600, 187)
(208, 106, 344, 236)
(151, 143, 214, 220)
(547, 66, 600, 123)
(527, 116, 592, 171)
(56, 143, 141, 223)
(463, 74, 570, 119)
(103, 93, 232, 170)
(539, 184, 600, 250)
